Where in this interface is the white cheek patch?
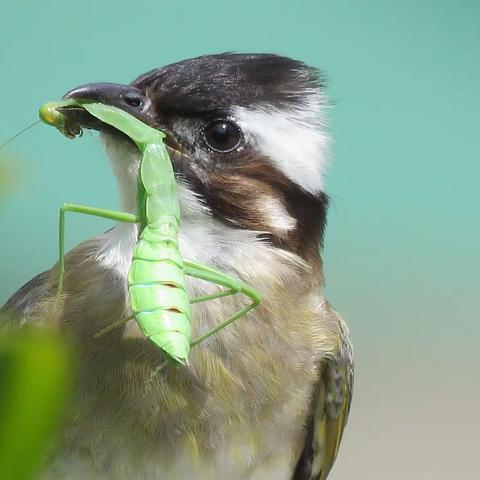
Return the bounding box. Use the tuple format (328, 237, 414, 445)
(234, 101, 329, 194)
(260, 196, 296, 233)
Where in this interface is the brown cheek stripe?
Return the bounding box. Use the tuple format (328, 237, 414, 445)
(164, 149, 329, 263)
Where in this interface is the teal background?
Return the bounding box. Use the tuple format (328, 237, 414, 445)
(1, 1, 478, 478)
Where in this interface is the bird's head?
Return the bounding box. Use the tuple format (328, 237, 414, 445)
(57, 53, 330, 265)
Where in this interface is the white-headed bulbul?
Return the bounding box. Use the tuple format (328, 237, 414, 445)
(2, 53, 353, 480)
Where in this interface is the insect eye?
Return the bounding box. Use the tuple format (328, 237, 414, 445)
(203, 120, 242, 153)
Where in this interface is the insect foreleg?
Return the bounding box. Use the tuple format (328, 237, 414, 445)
(184, 260, 261, 348)
(57, 203, 139, 296)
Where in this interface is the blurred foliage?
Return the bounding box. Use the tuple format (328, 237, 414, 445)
(0, 159, 11, 199)
(0, 152, 21, 203)
(1, 147, 72, 479)
(1, 132, 73, 480)
(0, 312, 72, 480)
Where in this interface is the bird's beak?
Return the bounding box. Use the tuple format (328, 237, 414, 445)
(63, 82, 144, 106)
(40, 82, 155, 137)
(39, 82, 188, 158)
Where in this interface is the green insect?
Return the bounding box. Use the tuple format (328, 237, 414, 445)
(39, 100, 261, 367)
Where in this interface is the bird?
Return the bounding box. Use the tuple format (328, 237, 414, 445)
(2, 53, 353, 480)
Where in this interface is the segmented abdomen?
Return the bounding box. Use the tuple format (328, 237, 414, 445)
(127, 220, 191, 365)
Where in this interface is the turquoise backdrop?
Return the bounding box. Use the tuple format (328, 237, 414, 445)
(1, 1, 478, 478)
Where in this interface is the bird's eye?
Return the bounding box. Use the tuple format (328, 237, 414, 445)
(203, 120, 242, 153)
(124, 92, 143, 108)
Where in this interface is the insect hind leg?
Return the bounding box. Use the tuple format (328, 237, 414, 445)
(94, 315, 134, 339)
(142, 262, 261, 389)
(184, 260, 261, 348)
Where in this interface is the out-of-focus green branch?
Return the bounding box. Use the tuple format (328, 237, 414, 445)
(0, 161, 10, 200)
(0, 313, 73, 480)
(0, 153, 19, 203)
(0, 162, 73, 479)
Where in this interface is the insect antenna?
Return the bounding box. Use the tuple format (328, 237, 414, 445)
(0, 120, 41, 150)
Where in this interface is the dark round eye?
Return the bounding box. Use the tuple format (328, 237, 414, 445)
(203, 120, 242, 153)
(124, 92, 143, 108)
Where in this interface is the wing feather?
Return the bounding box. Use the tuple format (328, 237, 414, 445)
(1, 270, 53, 326)
(294, 302, 353, 480)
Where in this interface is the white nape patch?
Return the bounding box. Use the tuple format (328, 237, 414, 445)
(234, 98, 330, 194)
(260, 196, 296, 232)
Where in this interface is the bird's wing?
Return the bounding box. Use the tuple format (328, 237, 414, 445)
(1, 269, 53, 325)
(293, 301, 353, 480)
(1, 235, 104, 326)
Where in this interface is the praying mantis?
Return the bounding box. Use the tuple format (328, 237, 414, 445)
(39, 100, 261, 367)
